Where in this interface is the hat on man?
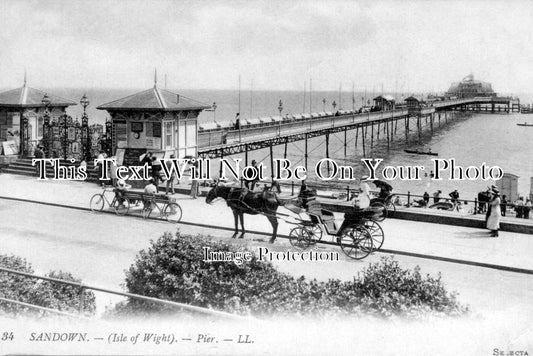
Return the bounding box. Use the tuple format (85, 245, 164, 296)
(117, 179, 131, 189)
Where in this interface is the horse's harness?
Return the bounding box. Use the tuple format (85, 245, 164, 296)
(225, 187, 279, 213)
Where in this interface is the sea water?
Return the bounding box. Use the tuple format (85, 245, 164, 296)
(45, 87, 533, 201)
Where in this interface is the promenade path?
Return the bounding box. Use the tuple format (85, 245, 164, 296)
(1, 173, 532, 313)
(1, 173, 533, 354)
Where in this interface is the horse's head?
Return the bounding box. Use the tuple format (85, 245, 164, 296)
(206, 186, 218, 204)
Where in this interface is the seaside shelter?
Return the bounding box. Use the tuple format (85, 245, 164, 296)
(0, 79, 76, 162)
(373, 95, 395, 111)
(97, 81, 210, 165)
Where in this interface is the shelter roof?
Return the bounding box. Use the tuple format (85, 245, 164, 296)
(373, 95, 395, 102)
(97, 86, 211, 112)
(405, 95, 425, 102)
(0, 85, 76, 108)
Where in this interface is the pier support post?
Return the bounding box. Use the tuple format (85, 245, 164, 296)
(326, 132, 330, 175)
(430, 114, 433, 134)
(405, 117, 409, 144)
(304, 134, 308, 172)
(417, 116, 421, 141)
(269, 145, 274, 183)
(219, 154, 224, 179)
(371, 123, 374, 149)
(343, 127, 347, 157)
(386, 118, 390, 150)
(362, 124, 366, 156)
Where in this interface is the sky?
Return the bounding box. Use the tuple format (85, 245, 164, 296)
(1, 0, 533, 94)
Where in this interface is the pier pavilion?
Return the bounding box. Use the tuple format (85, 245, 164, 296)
(0, 79, 76, 162)
(97, 79, 210, 164)
(446, 73, 495, 98)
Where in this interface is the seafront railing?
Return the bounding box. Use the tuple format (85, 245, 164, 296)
(252, 179, 526, 219)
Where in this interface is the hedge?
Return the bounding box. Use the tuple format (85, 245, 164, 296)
(114, 231, 468, 319)
(0, 254, 96, 317)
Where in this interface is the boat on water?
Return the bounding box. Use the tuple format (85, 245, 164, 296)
(404, 149, 438, 156)
(517, 123, 533, 127)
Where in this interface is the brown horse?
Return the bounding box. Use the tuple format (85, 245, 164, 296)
(205, 184, 281, 243)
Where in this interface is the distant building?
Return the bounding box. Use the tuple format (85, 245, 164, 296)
(373, 95, 395, 111)
(446, 74, 495, 98)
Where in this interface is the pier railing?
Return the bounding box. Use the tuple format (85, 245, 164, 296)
(199, 109, 408, 148)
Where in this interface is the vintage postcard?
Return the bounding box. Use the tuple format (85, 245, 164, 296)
(0, 0, 532, 355)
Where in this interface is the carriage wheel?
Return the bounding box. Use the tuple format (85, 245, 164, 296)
(337, 226, 373, 260)
(114, 197, 130, 216)
(89, 194, 105, 212)
(289, 226, 312, 250)
(307, 224, 323, 245)
(370, 201, 387, 222)
(164, 203, 183, 223)
(363, 220, 385, 251)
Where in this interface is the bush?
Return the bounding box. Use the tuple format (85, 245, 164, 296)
(116, 231, 468, 318)
(0, 254, 96, 317)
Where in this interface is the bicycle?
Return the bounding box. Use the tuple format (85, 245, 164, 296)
(141, 194, 183, 223)
(89, 184, 130, 216)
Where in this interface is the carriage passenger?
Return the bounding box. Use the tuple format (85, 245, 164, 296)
(356, 176, 371, 209)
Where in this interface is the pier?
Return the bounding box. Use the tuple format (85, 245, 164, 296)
(197, 96, 519, 167)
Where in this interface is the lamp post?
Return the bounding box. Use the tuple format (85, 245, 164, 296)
(322, 98, 326, 112)
(278, 99, 283, 136)
(41, 94, 51, 157)
(80, 94, 90, 161)
(212, 102, 217, 121)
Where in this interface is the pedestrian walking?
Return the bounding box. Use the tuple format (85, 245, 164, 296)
(433, 190, 442, 204)
(151, 156, 162, 192)
(165, 154, 177, 195)
(423, 192, 430, 206)
(34, 146, 45, 177)
(244, 160, 260, 190)
(190, 160, 200, 199)
(109, 156, 118, 187)
(500, 195, 507, 217)
(515, 197, 524, 218)
(95, 150, 107, 185)
(449, 189, 460, 204)
(525, 199, 532, 219)
(487, 187, 501, 237)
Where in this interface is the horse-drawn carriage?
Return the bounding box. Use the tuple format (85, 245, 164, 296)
(205, 182, 385, 260)
(284, 202, 384, 260)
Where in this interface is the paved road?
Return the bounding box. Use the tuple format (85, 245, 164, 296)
(1, 198, 532, 319)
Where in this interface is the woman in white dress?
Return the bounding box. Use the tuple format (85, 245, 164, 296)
(486, 187, 501, 237)
(356, 176, 372, 209)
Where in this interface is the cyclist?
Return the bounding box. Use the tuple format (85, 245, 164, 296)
(143, 178, 158, 211)
(114, 179, 131, 207)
